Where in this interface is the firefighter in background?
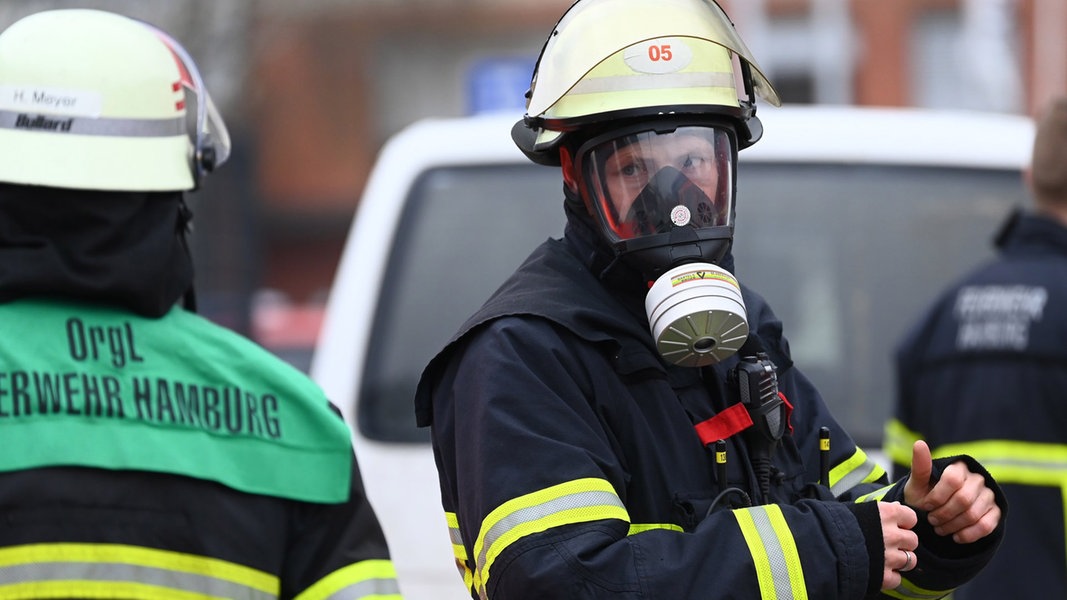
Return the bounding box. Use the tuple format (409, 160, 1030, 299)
(415, 0, 1007, 598)
(888, 97, 1067, 599)
(0, 9, 400, 599)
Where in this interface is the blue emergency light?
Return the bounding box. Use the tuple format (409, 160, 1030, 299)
(465, 56, 535, 115)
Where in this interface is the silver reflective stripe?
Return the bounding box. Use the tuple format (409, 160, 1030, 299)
(749, 506, 798, 600)
(0, 109, 185, 137)
(476, 490, 622, 570)
(475, 488, 625, 599)
(981, 456, 1067, 472)
(830, 459, 881, 497)
(569, 71, 735, 96)
(0, 561, 275, 599)
(855, 484, 893, 503)
(449, 523, 464, 546)
(321, 577, 402, 600)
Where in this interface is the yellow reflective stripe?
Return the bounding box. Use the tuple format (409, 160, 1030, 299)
(445, 512, 474, 592)
(474, 478, 628, 599)
(884, 419, 923, 467)
(293, 559, 400, 600)
(628, 523, 684, 535)
(0, 581, 218, 600)
(446, 512, 464, 550)
(733, 505, 808, 600)
(883, 576, 951, 599)
(0, 543, 277, 598)
(933, 438, 1067, 586)
(855, 484, 894, 503)
(931, 440, 1067, 486)
(882, 437, 1067, 599)
(829, 447, 886, 497)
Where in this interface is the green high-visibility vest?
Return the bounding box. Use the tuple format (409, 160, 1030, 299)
(0, 299, 352, 503)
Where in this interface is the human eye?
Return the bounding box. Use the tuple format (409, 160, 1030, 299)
(681, 153, 713, 174)
(612, 158, 649, 179)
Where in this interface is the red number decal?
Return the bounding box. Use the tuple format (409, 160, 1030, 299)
(648, 44, 673, 62)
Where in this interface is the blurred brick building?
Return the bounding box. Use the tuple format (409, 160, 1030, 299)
(246, 0, 1065, 343)
(2, 0, 1064, 365)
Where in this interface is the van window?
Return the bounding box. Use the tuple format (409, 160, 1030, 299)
(357, 161, 1026, 445)
(733, 163, 1026, 445)
(358, 164, 564, 442)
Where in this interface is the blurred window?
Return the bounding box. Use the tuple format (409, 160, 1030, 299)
(358, 165, 564, 442)
(734, 163, 1025, 445)
(357, 161, 1026, 445)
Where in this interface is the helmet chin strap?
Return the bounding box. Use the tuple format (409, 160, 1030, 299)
(177, 196, 197, 313)
(181, 285, 198, 313)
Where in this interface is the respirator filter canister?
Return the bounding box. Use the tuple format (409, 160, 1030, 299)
(645, 262, 749, 367)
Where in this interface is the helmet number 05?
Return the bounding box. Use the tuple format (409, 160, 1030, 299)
(648, 44, 673, 62)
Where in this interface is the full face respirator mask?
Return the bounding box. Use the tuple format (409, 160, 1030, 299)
(575, 121, 749, 367)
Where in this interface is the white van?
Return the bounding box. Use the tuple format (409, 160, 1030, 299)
(310, 105, 1034, 600)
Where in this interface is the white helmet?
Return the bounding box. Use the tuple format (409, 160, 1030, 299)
(513, 0, 780, 166)
(0, 9, 230, 191)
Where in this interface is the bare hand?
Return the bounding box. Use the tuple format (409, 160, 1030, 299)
(879, 501, 918, 590)
(903, 440, 1000, 543)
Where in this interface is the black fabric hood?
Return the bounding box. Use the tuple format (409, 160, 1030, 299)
(0, 183, 195, 317)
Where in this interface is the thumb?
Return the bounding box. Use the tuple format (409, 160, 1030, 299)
(905, 440, 933, 506)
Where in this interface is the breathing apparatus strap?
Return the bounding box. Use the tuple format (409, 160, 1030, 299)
(177, 197, 197, 312)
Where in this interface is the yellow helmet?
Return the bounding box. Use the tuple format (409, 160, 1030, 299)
(514, 0, 780, 166)
(0, 9, 230, 191)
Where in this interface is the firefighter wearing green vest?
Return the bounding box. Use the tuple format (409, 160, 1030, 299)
(0, 9, 401, 599)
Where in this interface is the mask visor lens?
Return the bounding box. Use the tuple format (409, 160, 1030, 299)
(202, 93, 231, 167)
(145, 24, 231, 173)
(582, 126, 733, 241)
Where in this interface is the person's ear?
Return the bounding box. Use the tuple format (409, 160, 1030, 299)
(560, 145, 596, 217)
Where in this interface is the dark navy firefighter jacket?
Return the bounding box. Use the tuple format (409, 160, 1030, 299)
(417, 211, 1006, 600)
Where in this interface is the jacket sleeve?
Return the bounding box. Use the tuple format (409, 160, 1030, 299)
(281, 413, 403, 600)
(774, 353, 1009, 600)
(430, 317, 876, 600)
(868, 455, 1007, 599)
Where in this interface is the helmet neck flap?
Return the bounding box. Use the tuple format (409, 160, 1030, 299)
(0, 184, 195, 317)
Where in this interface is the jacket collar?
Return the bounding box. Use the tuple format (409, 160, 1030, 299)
(999, 210, 1067, 257)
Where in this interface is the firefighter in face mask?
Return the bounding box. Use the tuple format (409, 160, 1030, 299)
(570, 123, 747, 366)
(416, 1, 1009, 598)
(0, 9, 400, 599)
(513, 1, 767, 368)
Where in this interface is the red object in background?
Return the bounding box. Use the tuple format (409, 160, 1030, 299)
(251, 291, 325, 372)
